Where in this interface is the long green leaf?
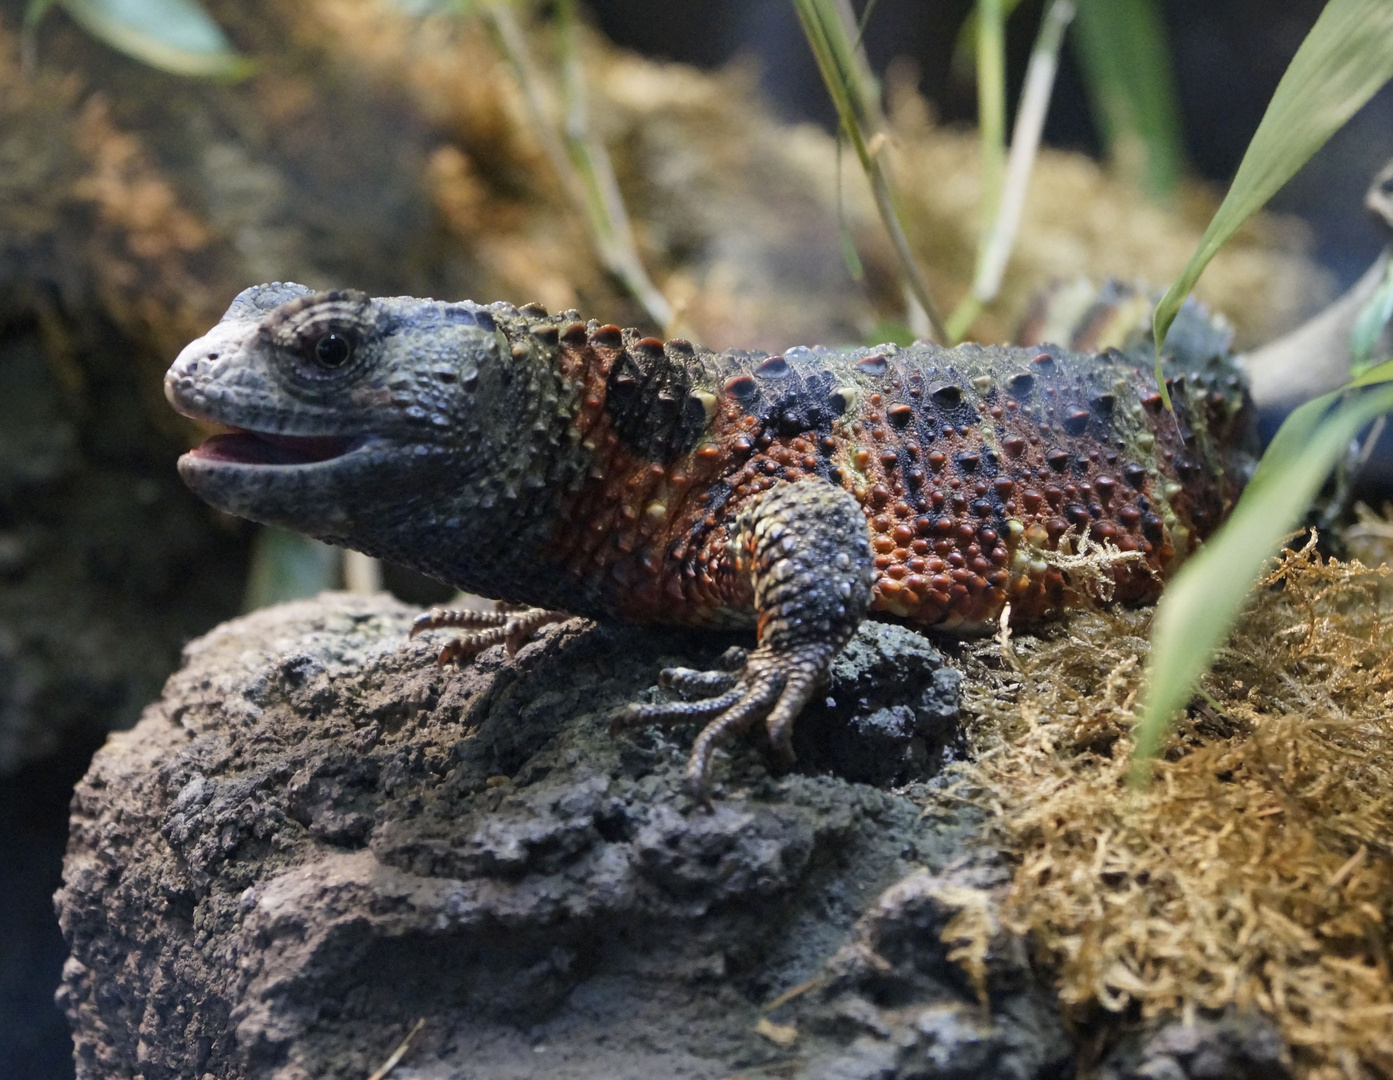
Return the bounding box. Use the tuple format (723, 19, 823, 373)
(55, 0, 252, 77)
(1132, 360, 1393, 779)
(1071, 0, 1183, 198)
(1153, 0, 1393, 399)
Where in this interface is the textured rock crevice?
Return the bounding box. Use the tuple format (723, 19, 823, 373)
(55, 592, 1082, 1079)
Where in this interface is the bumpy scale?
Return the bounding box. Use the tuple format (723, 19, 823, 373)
(165, 284, 1254, 799)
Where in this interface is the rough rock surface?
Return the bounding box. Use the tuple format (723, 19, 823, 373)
(1094, 1012, 1292, 1080)
(56, 592, 1074, 1080)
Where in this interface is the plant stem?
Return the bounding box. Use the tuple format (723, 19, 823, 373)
(481, 1, 672, 329)
(792, 0, 949, 343)
(974, 0, 1073, 302)
(949, 0, 1073, 340)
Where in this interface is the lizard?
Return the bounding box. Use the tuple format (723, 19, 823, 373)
(164, 282, 1255, 800)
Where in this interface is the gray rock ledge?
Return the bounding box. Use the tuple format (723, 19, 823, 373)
(56, 591, 1072, 1080)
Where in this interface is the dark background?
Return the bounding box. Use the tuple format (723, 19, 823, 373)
(5, 2, 1388, 1076)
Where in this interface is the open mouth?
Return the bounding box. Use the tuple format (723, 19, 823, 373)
(186, 427, 362, 466)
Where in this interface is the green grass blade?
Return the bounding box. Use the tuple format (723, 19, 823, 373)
(834, 137, 867, 281)
(792, 0, 949, 342)
(554, 0, 673, 328)
(1350, 257, 1393, 376)
(851, 0, 882, 48)
(1071, 0, 1182, 198)
(1132, 359, 1393, 779)
(976, 0, 1007, 227)
(951, 0, 1027, 79)
(56, 0, 253, 77)
(1153, 0, 1393, 401)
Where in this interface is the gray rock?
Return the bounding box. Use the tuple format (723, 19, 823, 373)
(1096, 1012, 1293, 1080)
(60, 593, 1295, 1077)
(794, 621, 965, 786)
(55, 592, 1073, 1079)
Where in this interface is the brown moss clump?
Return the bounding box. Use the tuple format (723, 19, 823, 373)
(952, 542, 1393, 1078)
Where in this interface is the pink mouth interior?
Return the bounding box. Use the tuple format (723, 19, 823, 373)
(188, 428, 358, 466)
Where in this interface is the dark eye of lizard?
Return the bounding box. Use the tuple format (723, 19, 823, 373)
(311, 333, 353, 368)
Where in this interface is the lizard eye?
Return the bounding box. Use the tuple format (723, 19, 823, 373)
(311, 333, 353, 368)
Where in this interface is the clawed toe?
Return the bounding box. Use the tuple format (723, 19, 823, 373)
(436, 634, 501, 666)
(609, 686, 749, 734)
(657, 665, 742, 696)
(714, 645, 749, 671)
(613, 641, 838, 803)
(410, 606, 505, 639)
(411, 602, 567, 665)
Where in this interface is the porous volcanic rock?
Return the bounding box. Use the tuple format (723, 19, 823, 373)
(56, 592, 1073, 1080)
(1095, 1012, 1292, 1080)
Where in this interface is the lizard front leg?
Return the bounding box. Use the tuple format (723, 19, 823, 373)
(613, 481, 874, 803)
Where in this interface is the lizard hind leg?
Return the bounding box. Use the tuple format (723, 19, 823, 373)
(612, 481, 874, 804)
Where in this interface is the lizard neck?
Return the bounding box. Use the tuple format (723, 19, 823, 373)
(332, 308, 596, 606)
(542, 322, 765, 627)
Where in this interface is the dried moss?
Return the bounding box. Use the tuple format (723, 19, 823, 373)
(949, 541, 1393, 1078)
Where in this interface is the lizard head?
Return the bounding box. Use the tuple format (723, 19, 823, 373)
(165, 282, 520, 546)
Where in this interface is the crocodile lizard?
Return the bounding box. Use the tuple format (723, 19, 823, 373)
(165, 283, 1254, 799)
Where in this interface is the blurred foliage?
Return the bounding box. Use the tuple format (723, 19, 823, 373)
(792, 0, 949, 340)
(23, 0, 252, 76)
(244, 528, 340, 612)
(1070, 0, 1182, 198)
(956, 0, 1183, 199)
(479, 0, 673, 329)
(948, 0, 1074, 341)
(1153, 0, 1393, 378)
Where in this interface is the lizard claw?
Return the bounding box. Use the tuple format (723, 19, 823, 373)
(612, 641, 840, 803)
(657, 663, 742, 696)
(611, 483, 873, 803)
(411, 601, 567, 665)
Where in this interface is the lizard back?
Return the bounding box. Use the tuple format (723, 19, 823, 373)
(541, 307, 1253, 631)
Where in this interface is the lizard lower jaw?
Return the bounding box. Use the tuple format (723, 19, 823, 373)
(184, 428, 364, 467)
